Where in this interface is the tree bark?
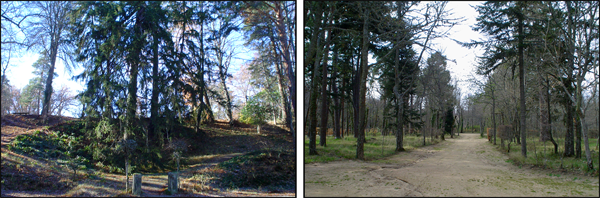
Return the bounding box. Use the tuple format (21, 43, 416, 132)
(41, 42, 57, 121)
(332, 51, 341, 139)
(149, 32, 159, 149)
(356, 7, 369, 160)
(306, 2, 323, 155)
(394, 48, 404, 152)
(563, 0, 575, 157)
(564, 96, 575, 157)
(272, 40, 291, 131)
(305, 2, 323, 155)
(546, 77, 558, 154)
(517, 12, 527, 158)
(491, 76, 496, 146)
(319, 27, 332, 147)
(273, 2, 296, 133)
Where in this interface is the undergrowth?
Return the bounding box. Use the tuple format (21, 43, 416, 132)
(494, 137, 599, 177)
(304, 134, 441, 163)
(216, 149, 295, 191)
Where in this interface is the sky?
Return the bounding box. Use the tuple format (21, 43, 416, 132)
(363, 1, 486, 100)
(5, 1, 485, 117)
(413, 1, 486, 99)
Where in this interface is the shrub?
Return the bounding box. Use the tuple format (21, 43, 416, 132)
(239, 90, 279, 126)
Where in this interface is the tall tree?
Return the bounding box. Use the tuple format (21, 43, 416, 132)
(241, 1, 296, 136)
(24, 1, 76, 121)
(469, 1, 534, 157)
(208, 2, 240, 125)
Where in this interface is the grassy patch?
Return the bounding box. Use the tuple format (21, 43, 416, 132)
(497, 136, 599, 177)
(305, 134, 441, 163)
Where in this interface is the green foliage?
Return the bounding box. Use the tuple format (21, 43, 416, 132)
(239, 90, 274, 125)
(443, 108, 455, 134)
(94, 118, 115, 141)
(8, 132, 68, 159)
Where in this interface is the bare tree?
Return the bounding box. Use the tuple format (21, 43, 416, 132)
(23, 1, 76, 122)
(50, 84, 77, 117)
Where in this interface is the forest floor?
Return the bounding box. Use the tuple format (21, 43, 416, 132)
(305, 133, 599, 197)
(1, 114, 295, 197)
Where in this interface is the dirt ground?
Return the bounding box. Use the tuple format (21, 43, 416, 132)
(1, 114, 294, 197)
(305, 133, 599, 197)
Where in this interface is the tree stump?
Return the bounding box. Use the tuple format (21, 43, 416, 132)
(168, 172, 178, 194)
(133, 173, 142, 195)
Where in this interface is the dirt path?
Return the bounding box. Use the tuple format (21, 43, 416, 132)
(305, 133, 599, 197)
(99, 153, 244, 197)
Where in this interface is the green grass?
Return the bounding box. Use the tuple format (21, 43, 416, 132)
(304, 133, 440, 163)
(497, 136, 599, 176)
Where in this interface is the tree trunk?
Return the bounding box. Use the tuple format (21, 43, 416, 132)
(202, 88, 214, 124)
(576, 70, 593, 170)
(517, 13, 527, 158)
(216, 42, 233, 125)
(274, 2, 296, 131)
(196, 16, 206, 133)
(272, 40, 291, 131)
(42, 42, 58, 122)
(308, 52, 320, 154)
(575, 114, 582, 158)
(356, 8, 369, 160)
(149, 33, 159, 149)
(306, 2, 323, 155)
(547, 77, 558, 154)
(394, 48, 404, 152)
(491, 76, 496, 145)
(564, 92, 575, 157)
(319, 27, 332, 147)
(332, 51, 341, 139)
(563, 1, 575, 158)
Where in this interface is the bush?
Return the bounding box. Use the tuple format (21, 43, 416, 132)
(239, 90, 279, 126)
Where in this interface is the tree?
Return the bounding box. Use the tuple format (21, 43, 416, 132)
(422, 51, 456, 141)
(304, 1, 326, 155)
(241, 1, 296, 136)
(239, 90, 272, 133)
(50, 84, 78, 116)
(24, 1, 76, 122)
(469, 1, 534, 157)
(2, 1, 34, 95)
(208, 2, 240, 126)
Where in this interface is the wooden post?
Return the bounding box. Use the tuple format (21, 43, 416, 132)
(168, 172, 178, 194)
(133, 173, 142, 195)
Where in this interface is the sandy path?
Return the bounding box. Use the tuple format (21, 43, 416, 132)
(305, 133, 599, 197)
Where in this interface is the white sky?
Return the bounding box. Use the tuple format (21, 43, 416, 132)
(415, 1, 485, 99)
